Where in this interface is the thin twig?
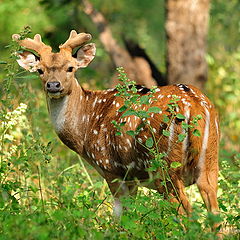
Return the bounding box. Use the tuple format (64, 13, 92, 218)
(78, 155, 94, 187)
(37, 165, 45, 211)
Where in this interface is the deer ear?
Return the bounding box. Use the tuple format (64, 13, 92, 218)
(16, 51, 39, 72)
(75, 43, 96, 68)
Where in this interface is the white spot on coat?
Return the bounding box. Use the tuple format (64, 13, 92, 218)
(93, 97, 98, 107)
(168, 120, 175, 152)
(182, 106, 190, 164)
(215, 118, 219, 137)
(197, 107, 210, 171)
(126, 139, 132, 147)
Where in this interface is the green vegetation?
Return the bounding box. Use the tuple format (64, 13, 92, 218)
(0, 1, 239, 239)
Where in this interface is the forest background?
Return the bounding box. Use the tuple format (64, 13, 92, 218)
(0, 0, 239, 239)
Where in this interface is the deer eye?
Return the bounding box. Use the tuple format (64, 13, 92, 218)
(67, 67, 74, 72)
(37, 69, 44, 75)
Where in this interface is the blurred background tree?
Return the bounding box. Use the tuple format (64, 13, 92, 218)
(165, 0, 210, 89)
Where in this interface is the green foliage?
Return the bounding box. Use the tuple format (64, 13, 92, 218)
(0, 0, 52, 46)
(0, 0, 239, 238)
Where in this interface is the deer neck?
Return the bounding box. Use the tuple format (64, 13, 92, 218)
(47, 79, 87, 151)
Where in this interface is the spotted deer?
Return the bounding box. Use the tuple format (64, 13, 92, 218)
(12, 30, 220, 219)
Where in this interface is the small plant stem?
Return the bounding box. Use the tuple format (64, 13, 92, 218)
(99, 180, 108, 199)
(58, 164, 79, 176)
(94, 195, 109, 213)
(78, 155, 94, 187)
(37, 165, 45, 212)
(113, 166, 131, 198)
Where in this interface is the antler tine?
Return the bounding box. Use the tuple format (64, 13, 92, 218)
(59, 30, 92, 52)
(12, 33, 52, 55)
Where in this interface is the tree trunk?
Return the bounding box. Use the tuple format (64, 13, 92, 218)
(165, 0, 210, 89)
(82, 0, 158, 88)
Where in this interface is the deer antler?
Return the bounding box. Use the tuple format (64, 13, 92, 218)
(12, 33, 52, 55)
(59, 30, 92, 52)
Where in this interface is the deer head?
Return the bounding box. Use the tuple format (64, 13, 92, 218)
(12, 30, 96, 99)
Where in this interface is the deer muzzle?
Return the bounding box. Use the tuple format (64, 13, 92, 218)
(46, 81, 64, 99)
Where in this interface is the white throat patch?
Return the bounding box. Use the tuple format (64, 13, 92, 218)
(48, 96, 68, 133)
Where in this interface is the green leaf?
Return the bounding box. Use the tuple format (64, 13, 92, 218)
(145, 137, 154, 148)
(196, 114, 202, 120)
(176, 113, 186, 120)
(170, 162, 182, 168)
(147, 166, 158, 172)
(181, 122, 189, 130)
(130, 95, 139, 103)
(111, 120, 117, 126)
(178, 133, 186, 142)
(18, 74, 38, 79)
(118, 105, 127, 112)
(111, 178, 120, 183)
(140, 95, 150, 105)
(163, 129, 170, 137)
(126, 130, 136, 136)
(121, 109, 135, 117)
(138, 111, 149, 119)
(163, 115, 170, 123)
(119, 122, 126, 126)
(193, 129, 201, 137)
(147, 106, 162, 114)
(0, 61, 7, 64)
(115, 131, 122, 136)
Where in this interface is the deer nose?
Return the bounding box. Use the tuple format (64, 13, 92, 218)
(46, 81, 61, 93)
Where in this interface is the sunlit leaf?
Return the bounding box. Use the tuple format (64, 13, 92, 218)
(115, 131, 122, 136)
(170, 162, 182, 168)
(118, 105, 127, 112)
(178, 133, 186, 142)
(146, 137, 154, 148)
(119, 122, 126, 126)
(140, 95, 149, 105)
(126, 130, 135, 136)
(163, 115, 170, 123)
(163, 130, 170, 137)
(121, 109, 135, 117)
(130, 95, 139, 103)
(193, 129, 201, 137)
(176, 113, 186, 120)
(148, 106, 162, 114)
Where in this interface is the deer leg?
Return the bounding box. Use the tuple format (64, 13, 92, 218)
(127, 182, 138, 197)
(107, 180, 129, 217)
(196, 171, 221, 235)
(196, 169, 219, 216)
(105, 173, 136, 217)
(168, 193, 186, 215)
(172, 178, 192, 215)
(155, 177, 191, 215)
